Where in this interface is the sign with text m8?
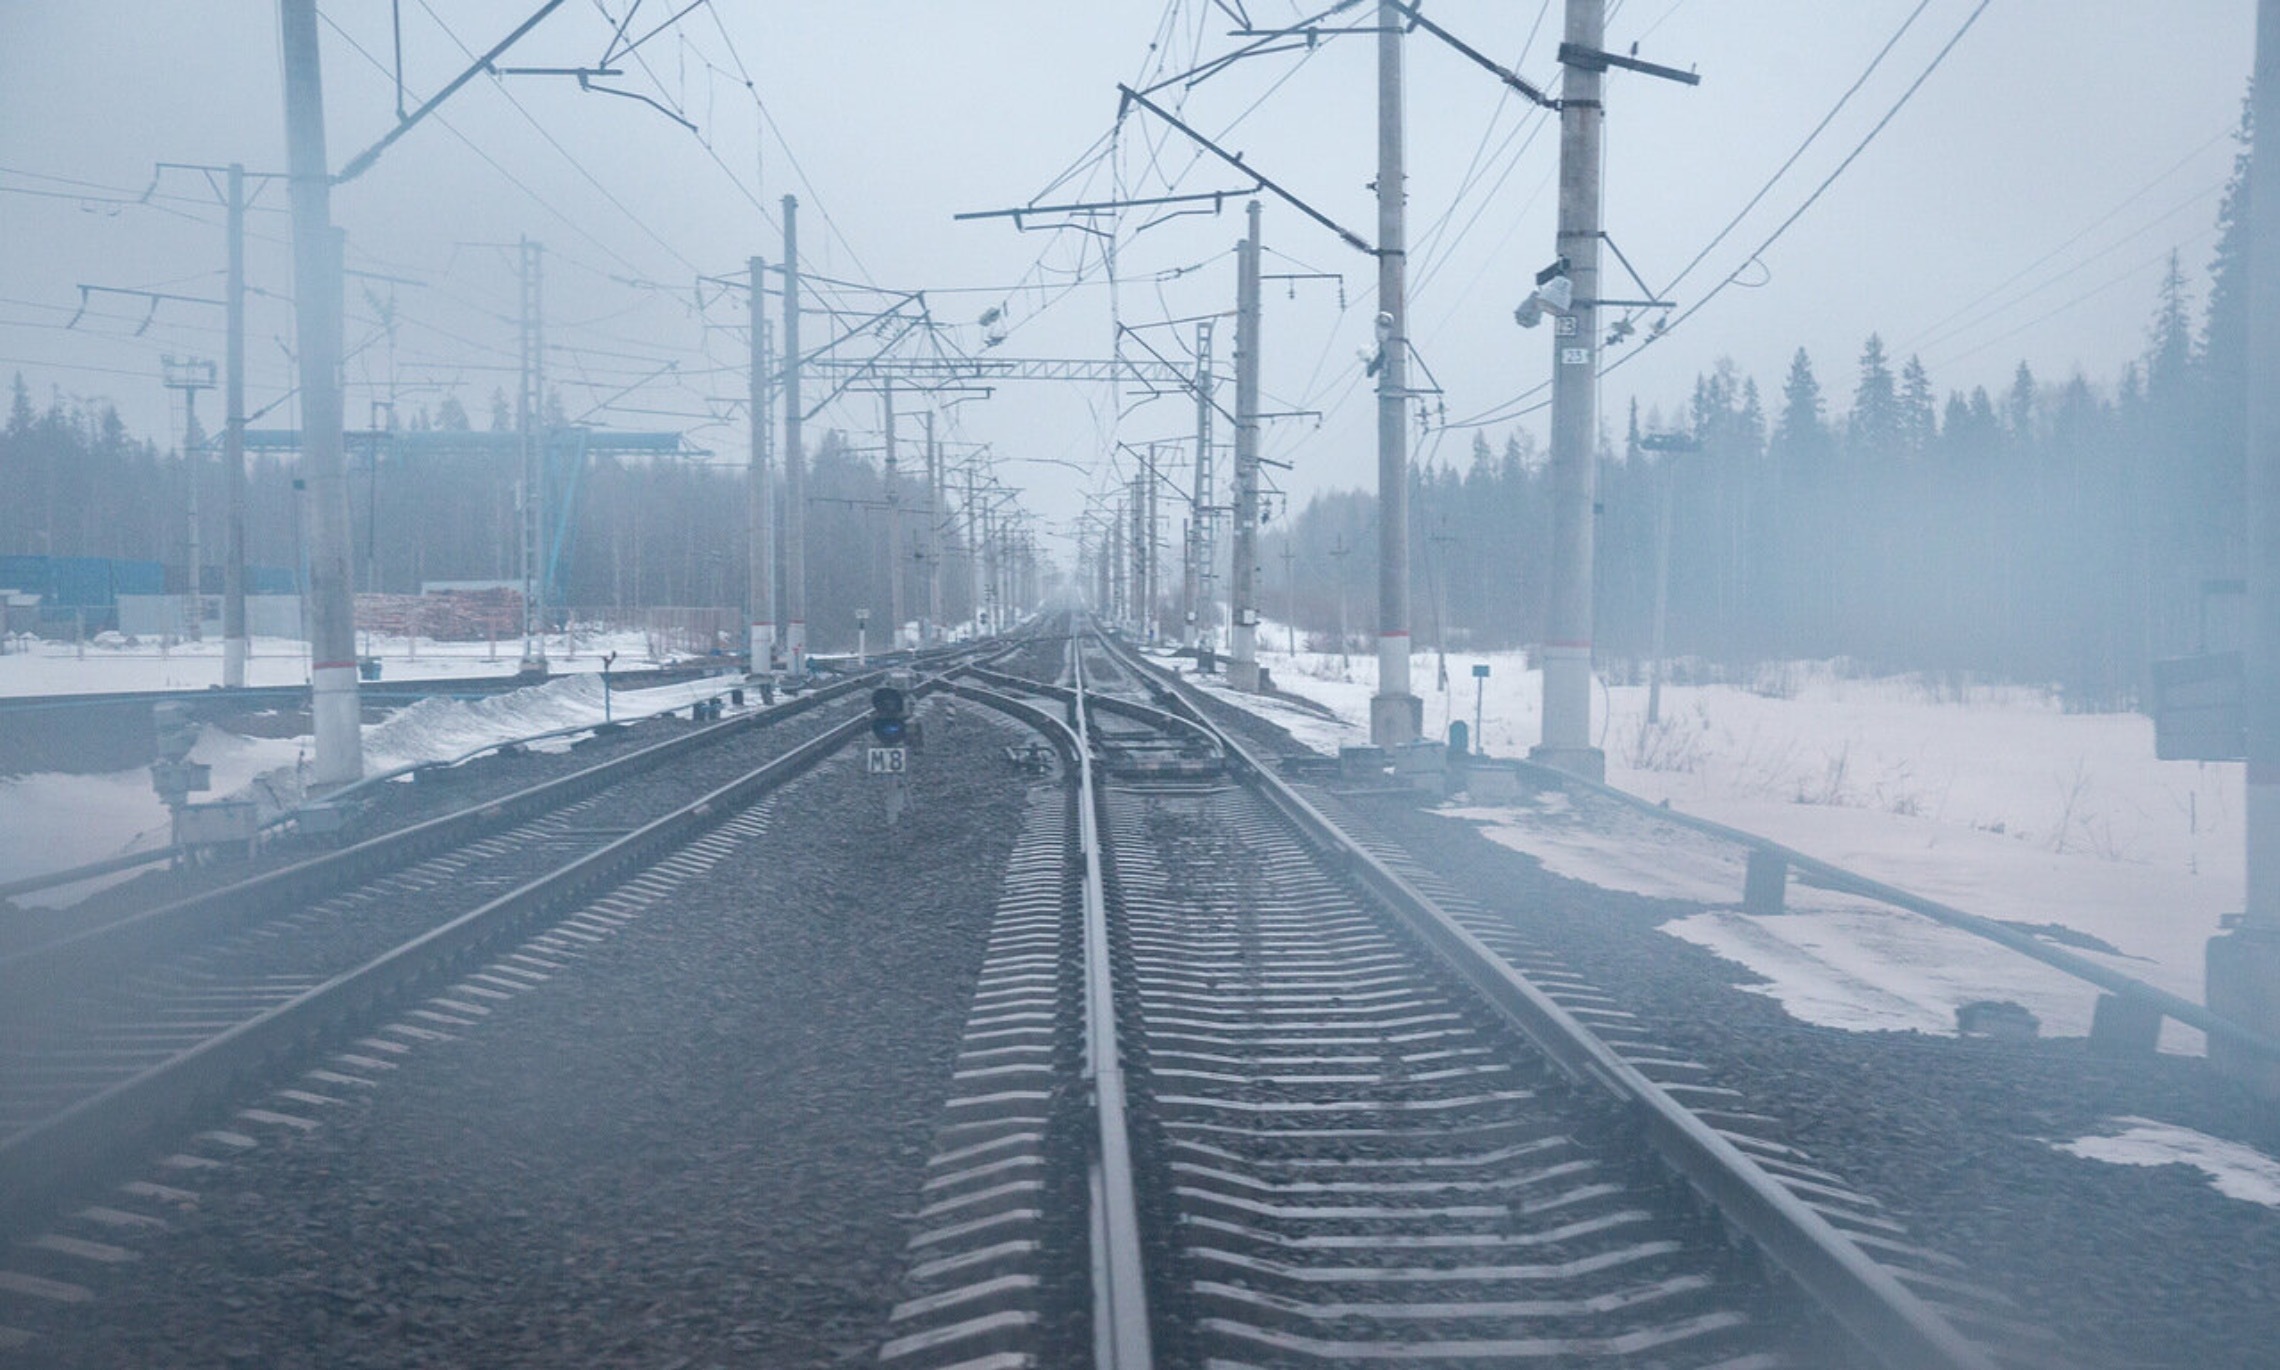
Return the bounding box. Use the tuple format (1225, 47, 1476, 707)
(866, 746, 909, 775)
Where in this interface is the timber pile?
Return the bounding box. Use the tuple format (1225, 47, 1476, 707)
(353, 588, 523, 641)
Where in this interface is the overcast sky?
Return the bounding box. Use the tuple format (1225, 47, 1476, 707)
(0, 2, 2256, 554)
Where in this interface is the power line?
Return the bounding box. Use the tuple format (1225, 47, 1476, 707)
(412, 0, 706, 275)
(1901, 126, 2235, 354)
(1928, 227, 2222, 371)
(318, 11, 659, 281)
(1598, 0, 1994, 379)
(1648, 0, 1934, 310)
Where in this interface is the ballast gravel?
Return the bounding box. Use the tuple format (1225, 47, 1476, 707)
(1155, 665, 2280, 1370)
(1327, 780, 2280, 1370)
(20, 700, 1040, 1369)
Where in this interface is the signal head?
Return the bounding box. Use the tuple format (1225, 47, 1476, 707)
(870, 685, 910, 744)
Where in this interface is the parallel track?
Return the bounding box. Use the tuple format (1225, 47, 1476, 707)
(0, 657, 986, 1231)
(931, 619, 2036, 1370)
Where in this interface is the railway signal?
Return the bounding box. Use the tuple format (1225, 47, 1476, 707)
(868, 682, 913, 826)
(870, 685, 909, 745)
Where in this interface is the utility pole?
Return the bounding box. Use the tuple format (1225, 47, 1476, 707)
(1370, 0, 1420, 745)
(223, 164, 249, 686)
(516, 237, 547, 673)
(1535, 0, 1609, 780)
(1282, 542, 1297, 657)
(1109, 491, 1126, 626)
(278, 0, 361, 787)
(1133, 477, 1150, 632)
(924, 410, 941, 646)
(748, 255, 775, 677)
(782, 195, 807, 675)
(1329, 534, 1352, 669)
(965, 463, 984, 634)
(162, 356, 215, 642)
(1145, 443, 1160, 643)
(1230, 199, 1263, 691)
(2211, 0, 2280, 1093)
(1192, 318, 1217, 651)
(885, 380, 904, 649)
(986, 494, 1004, 632)
(1648, 464, 1673, 726)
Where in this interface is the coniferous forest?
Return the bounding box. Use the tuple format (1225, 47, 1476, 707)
(1262, 109, 2253, 707)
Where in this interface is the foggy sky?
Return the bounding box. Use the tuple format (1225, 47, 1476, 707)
(0, 2, 2256, 553)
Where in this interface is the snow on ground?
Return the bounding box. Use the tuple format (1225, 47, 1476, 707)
(2057, 1119, 2280, 1209)
(1164, 627, 2240, 1052)
(0, 628, 664, 697)
(0, 664, 744, 903)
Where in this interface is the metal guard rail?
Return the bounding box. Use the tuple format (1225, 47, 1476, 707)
(1096, 631, 1998, 1370)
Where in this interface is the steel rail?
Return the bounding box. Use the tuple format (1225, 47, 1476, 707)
(0, 699, 884, 1234)
(964, 662, 1218, 757)
(0, 672, 884, 1005)
(1069, 642, 1155, 1370)
(942, 662, 1156, 1369)
(1087, 626, 1999, 1370)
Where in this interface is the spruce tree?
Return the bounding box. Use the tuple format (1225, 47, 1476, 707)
(1899, 356, 1937, 456)
(1848, 334, 1901, 460)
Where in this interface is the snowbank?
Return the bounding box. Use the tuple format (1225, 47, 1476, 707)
(1169, 630, 2240, 1053)
(0, 668, 743, 904)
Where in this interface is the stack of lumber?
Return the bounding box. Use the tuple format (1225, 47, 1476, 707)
(353, 588, 523, 641)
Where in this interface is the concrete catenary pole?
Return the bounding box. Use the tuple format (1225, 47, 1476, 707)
(1192, 319, 1217, 651)
(277, 0, 362, 786)
(516, 237, 547, 672)
(1230, 199, 1263, 690)
(924, 410, 941, 646)
(186, 383, 202, 641)
(885, 380, 904, 648)
(1370, 0, 1419, 744)
(781, 196, 807, 674)
(1144, 443, 1160, 641)
(222, 162, 249, 688)
(2210, 0, 2280, 1091)
(965, 464, 983, 635)
(747, 255, 775, 676)
(987, 494, 1005, 631)
(1648, 464, 1672, 726)
(163, 361, 210, 642)
(1535, 0, 1609, 780)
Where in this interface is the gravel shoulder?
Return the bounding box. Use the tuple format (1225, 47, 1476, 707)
(1150, 660, 2280, 1368)
(13, 698, 1042, 1369)
(1342, 789, 2280, 1370)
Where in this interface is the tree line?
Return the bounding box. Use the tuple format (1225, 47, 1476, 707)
(1261, 102, 2253, 705)
(0, 379, 977, 654)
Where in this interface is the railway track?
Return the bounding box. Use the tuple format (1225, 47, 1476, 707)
(0, 652, 989, 1233)
(901, 618, 2051, 1370)
(0, 620, 2074, 1366)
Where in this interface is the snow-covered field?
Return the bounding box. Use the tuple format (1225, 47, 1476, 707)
(0, 632, 743, 902)
(1169, 630, 2241, 1056)
(0, 629, 656, 697)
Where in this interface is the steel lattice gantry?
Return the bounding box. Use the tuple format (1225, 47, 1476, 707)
(234, 427, 702, 608)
